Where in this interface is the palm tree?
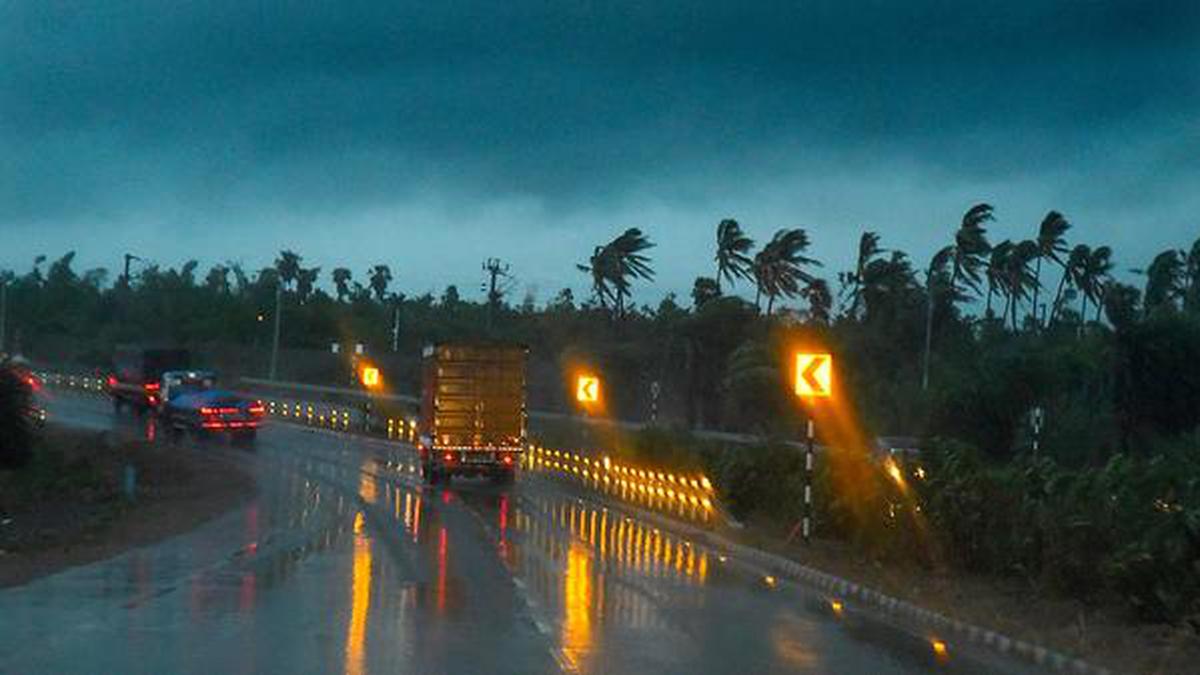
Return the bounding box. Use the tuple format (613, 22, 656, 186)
(1051, 244, 1091, 325)
(607, 228, 655, 316)
(1142, 249, 1184, 314)
(367, 264, 392, 303)
(332, 267, 353, 302)
(922, 204, 993, 389)
(842, 231, 884, 319)
(1184, 238, 1200, 314)
(803, 278, 833, 324)
(204, 265, 230, 294)
(578, 228, 655, 317)
(577, 245, 615, 310)
(1002, 240, 1039, 330)
(985, 240, 1014, 320)
(715, 219, 755, 291)
(1031, 211, 1070, 327)
(1078, 246, 1113, 325)
(753, 229, 821, 315)
(296, 267, 320, 304)
(274, 250, 302, 290)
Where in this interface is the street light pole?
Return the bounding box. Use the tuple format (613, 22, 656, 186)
(0, 276, 8, 354)
(269, 283, 282, 380)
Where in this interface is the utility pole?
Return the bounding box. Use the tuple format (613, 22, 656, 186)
(391, 302, 401, 352)
(0, 275, 8, 355)
(482, 257, 510, 331)
(921, 268, 935, 391)
(269, 283, 282, 380)
(122, 253, 142, 287)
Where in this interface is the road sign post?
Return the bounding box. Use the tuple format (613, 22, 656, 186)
(650, 380, 660, 425)
(791, 352, 832, 545)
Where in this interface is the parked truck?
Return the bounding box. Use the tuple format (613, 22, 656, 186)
(419, 342, 527, 484)
(108, 346, 191, 414)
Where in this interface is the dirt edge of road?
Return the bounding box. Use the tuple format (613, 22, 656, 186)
(0, 426, 256, 588)
(731, 519, 1200, 675)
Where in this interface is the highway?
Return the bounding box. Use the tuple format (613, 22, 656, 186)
(0, 393, 1045, 675)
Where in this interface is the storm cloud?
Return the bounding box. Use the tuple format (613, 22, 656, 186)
(2, 1, 1197, 301)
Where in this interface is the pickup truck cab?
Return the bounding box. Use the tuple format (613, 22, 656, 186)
(158, 370, 264, 446)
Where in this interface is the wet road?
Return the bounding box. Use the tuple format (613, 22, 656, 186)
(1, 394, 1043, 675)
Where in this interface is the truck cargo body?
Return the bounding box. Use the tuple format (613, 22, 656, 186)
(108, 347, 191, 413)
(419, 343, 527, 483)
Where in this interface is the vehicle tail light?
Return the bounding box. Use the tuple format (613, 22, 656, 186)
(107, 375, 117, 388)
(200, 406, 241, 416)
(443, 452, 455, 463)
(144, 382, 160, 392)
(248, 402, 266, 416)
(502, 454, 514, 466)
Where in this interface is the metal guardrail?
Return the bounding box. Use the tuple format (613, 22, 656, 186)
(37, 371, 726, 527)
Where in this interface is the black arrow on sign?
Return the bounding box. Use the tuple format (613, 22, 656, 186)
(801, 356, 827, 394)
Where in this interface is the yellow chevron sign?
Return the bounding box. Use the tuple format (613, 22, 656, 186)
(795, 353, 832, 398)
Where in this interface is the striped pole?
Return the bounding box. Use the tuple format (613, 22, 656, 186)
(803, 416, 815, 544)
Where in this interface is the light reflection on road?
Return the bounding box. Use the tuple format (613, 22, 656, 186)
(562, 541, 594, 670)
(344, 511, 373, 675)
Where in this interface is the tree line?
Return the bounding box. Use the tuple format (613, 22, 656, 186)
(1, 205, 1198, 453)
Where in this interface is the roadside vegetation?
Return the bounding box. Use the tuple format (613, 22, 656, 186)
(3, 208, 1200, 645)
(0, 423, 255, 588)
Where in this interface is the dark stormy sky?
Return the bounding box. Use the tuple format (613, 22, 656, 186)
(2, 1, 1197, 304)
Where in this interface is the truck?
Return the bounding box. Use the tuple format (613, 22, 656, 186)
(157, 370, 264, 446)
(418, 343, 527, 484)
(108, 346, 191, 414)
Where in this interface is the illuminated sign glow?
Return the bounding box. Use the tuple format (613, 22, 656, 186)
(794, 353, 832, 398)
(576, 375, 600, 403)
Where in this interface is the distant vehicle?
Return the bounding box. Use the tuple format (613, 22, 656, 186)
(3, 362, 47, 428)
(157, 370, 264, 446)
(108, 347, 191, 414)
(419, 343, 527, 484)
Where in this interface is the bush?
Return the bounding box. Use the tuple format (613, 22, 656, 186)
(0, 365, 34, 469)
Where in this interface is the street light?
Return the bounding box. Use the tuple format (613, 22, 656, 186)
(0, 273, 10, 355)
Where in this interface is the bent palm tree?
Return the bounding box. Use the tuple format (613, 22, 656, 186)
(753, 228, 821, 315)
(1002, 240, 1039, 330)
(1142, 249, 1184, 314)
(843, 231, 884, 319)
(985, 240, 1013, 320)
(922, 204, 993, 389)
(275, 250, 302, 290)
(579, 228, 655, 317)
(1031, 211, 1070, 327)
(715, 219, 754, 291)
(1079, 246, 1113, 326)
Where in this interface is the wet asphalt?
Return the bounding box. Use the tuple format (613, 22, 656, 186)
(0, 393, 1047, 675)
